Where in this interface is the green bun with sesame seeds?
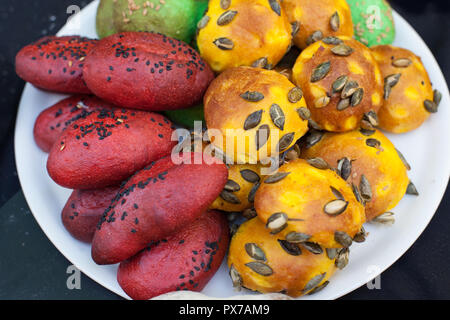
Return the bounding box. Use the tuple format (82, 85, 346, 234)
(164, 104, 204, 129)
(96, 0, 208, 43)
(346, 0, 395, 47)
(96, 0, 117, 38)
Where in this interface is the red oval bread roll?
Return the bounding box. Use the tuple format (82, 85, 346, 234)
(117, 210, 229, 300)
(61, 186, 120, 243)
(15, 36, 97, 94)
(46, 109, 176, 189)
(83, 32, 214, 111)
(34, 95, 116, 152)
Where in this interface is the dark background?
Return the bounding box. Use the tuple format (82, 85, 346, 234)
(0, 0, 449, 300)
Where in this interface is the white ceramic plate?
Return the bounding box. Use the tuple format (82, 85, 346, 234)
(14, 0, 450, 300)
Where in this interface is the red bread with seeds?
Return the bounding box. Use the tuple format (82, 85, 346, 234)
(91, 153, 228, 265)
(47, 109, 176, 190)
(34, 95, 116, 152)
(117, 210, 229, 300)
(15, 36, 97, 94)
(82, 32, 214, 111)
(62, 186, 120, 243)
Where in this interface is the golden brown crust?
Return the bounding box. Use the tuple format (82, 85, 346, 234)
(197, 0, 292, 73)
(254, 158, 365, 248)
(228, 217, 336, 297)
(371, 45, 433, 133)
(204, 66, 309, 163)
(282, 0, 354, 49)
(210, 163, 266, 212)
(292, 37, 383, 132)
(301, 129, 409, 221)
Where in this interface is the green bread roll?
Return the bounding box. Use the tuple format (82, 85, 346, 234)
(96, 0, 208, 43)
(96, 0, 117, 39)
(164, 104, 205, 129)
(346, 0, 395, 47)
